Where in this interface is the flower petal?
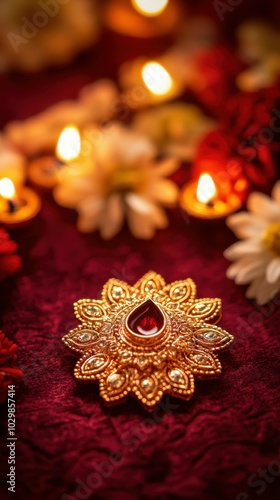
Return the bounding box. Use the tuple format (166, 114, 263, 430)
(245, 275, 280, 304)
(127, 209, 156, 239)
(272, 180, 280, 204)
(245, 275, 265, 299)
(54, 178, 97, 209)
(79, 79, 119, 120)
(126, 201, 168, 239)
(266, 258, 280, 284)
(151, 157, 180, 177)
(224, 239, 264, 261)
(247, 192, 280, 222)
(226, 211, 267, 239)
(77, 197, 104, 233)
(125, 193, 153, 215)
(226, 257, 252, 280)
(233, 257, 269, 285)
(107, 124, 156, 165)
(255, 279, 280, 305)
(147, 178, 179, 206)
(151, 205, 169, 229)
(226, 254, 270, 285)
(99, 194, 124, 240)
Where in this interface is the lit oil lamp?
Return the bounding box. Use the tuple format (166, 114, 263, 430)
(119, 58, 184, 107)
(142, 61, 174, 96)
(132, 0, 169, 16)
(0, 178, 41, 227)
(0, 138, 26, 187)
(28, 125, 81, 189)
(103, 0, 182, 38)
(180, 172, 242, 220)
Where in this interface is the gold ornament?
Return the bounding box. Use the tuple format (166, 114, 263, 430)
(63, 272, 234, 411)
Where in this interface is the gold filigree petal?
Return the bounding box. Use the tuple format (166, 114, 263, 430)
(133, 271, 166, 295)
(74, 299, 107, 324)
(99, 369, 131, 403)
(163, 279, 196, 304)
(74, 352, 111, 381)
(194, 325, 234, 351)
(102, 278, 132, 304)
(184, 349, 222, 377)
(165, 367, 195, 399)
(62, 326, 100, 353)
(138, 374, 158, 399)
(132, 371, 169, 410)
(185, 298, 222, 323)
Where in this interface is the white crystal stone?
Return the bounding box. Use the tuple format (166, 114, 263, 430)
(79, 332, 92, 342)
(107, 373, 125, 389)
(169, 369, 182, 382)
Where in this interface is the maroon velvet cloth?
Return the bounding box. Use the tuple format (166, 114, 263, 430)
(1, 196, 280, 500)
(1, 3, 280, 499)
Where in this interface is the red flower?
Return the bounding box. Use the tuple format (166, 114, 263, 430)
(193, 88, 280, 197)
(0, 228, 22, 280)
(0, 331, 23, 404)
(188, 45, 244, 119)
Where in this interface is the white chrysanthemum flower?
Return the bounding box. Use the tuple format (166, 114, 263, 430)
(224, 181, 280, 305)
(54, 123, 179, 240)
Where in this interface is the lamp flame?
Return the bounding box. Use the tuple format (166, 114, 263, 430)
(196, 173, 217, 204)
(141, 61, 173, 96)
(56, 125, 81, 163)
(0, 178, 16, 200)
(132, 0, 169, 16)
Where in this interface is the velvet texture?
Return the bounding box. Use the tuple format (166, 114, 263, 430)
(1, 194, 280, 500)
(1, 2, 280, 499)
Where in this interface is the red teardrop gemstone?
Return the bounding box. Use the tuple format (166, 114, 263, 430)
(127, 300, 164, 336)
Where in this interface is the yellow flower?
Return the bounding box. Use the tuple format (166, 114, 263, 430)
(62, 272, 233, 411)
(54, 124, 180, 239)
(133, 103, 216, 161)
(224, 181, 280, 305)
(0, 0, 99, 72)
(236, 21, 280, 91)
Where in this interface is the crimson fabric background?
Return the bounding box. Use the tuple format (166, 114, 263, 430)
(1, 1, 280, 499)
